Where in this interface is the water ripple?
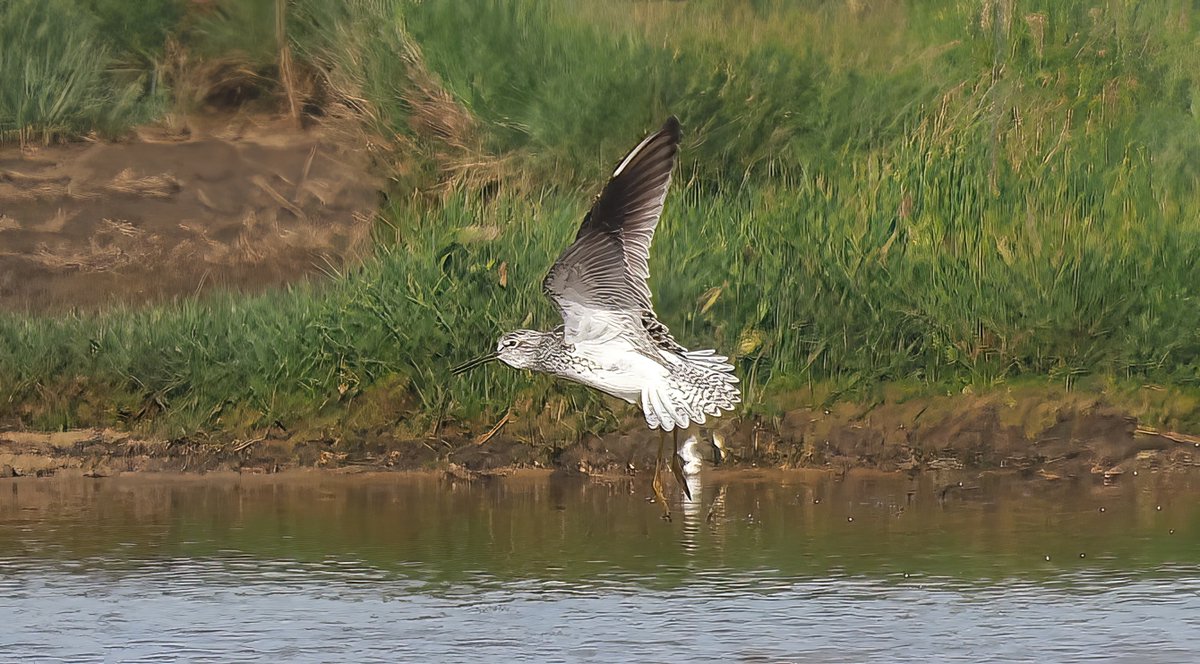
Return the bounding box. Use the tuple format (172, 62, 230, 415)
(2, 472, 1199, 662)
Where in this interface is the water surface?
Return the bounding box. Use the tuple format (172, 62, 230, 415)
(2, 470, 1198, 662)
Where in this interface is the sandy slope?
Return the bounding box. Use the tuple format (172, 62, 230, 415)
(0, 115, 380, 312)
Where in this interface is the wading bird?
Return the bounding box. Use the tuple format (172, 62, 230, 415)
(452, 117, 740, 519)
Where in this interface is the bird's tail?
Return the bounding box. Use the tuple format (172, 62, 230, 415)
(641, 349, 740, 431)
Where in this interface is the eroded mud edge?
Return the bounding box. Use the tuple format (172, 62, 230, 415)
(4, 390, 1199, 481)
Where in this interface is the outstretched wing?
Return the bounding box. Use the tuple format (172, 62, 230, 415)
(542, 117, 681, 345)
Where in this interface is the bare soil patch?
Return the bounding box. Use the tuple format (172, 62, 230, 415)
(0, 116, 380, 313)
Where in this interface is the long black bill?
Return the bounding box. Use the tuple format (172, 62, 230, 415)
(451, 353, 498, 376)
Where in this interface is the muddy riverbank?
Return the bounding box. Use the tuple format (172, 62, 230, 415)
(4, 388, 1198, 480)
(0, 115, 380, 313)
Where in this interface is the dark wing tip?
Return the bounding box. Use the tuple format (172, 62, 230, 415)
(609, 116, 681, 182)
(544, 116, 683, 315)
(661, 115, 681, 140)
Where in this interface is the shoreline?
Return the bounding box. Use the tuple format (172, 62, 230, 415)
(4, 388, 1198, 481)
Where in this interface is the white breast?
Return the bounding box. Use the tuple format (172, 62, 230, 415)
(564, 341, 668, 404)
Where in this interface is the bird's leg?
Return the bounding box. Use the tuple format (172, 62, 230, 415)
(670, 428, 692, 500)
(653, 430, 671, 521)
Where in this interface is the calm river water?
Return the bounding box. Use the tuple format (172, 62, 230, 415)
(1, 469, 1198, 662)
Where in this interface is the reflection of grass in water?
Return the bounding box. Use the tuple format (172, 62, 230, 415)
(2, 475, 1198, 587)
(2, 1, 1200, 435)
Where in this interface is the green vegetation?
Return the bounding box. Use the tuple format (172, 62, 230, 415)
(3, 1, 1200, 438)
(0, 0, 160, 142)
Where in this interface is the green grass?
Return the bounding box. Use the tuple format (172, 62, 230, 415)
(0, 0, 162, 142)
(3, 0, 1200, 437)
(1, 0, 282, 141)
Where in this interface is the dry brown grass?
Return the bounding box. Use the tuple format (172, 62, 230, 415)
(0, 169, 74, 201)
(21, 216, 160, 273)
(161, 37, 280, 115)
(299, 15, 511, 196)
(2, 167, 180, 202)
(30, 240, 156, 273)
(396, 38, 517, 193)
(105, 169, 181, 198)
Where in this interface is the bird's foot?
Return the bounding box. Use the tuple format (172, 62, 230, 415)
(670, 453, 692, 501)
(652, 465, 672, 522)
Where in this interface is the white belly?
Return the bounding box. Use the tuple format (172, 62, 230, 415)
(562, 343, 668, 404)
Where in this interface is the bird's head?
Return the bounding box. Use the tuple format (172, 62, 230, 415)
(494, 330, 543, 370)
(451, 329, 545, 375)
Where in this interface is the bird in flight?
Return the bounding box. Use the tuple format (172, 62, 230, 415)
(453, 117, 740, 518)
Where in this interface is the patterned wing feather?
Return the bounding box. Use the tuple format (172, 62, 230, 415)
(543, 117, 682, 344)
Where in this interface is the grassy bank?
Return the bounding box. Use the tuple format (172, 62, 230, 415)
(3, 1, 1200, 439)
(0, 0, 166, 142)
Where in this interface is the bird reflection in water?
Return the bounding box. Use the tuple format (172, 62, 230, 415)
(676, 431, 729, 554)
